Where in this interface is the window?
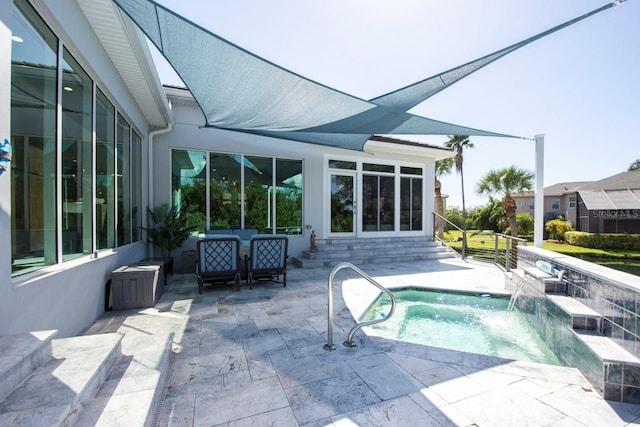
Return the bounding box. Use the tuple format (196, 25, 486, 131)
(551, 198, 560, 209)
(400, 177, 422, 231)
(61, 49, 93, 259)
(131, 132, 142, 241)
(364, 163, 394, 173)
(363, 174, 395, 232)
(96, 90, 116, 250)
(10, 0, 143, 276)
(275, 159, 303, 234)
(116, 114, 131, 246)
(528, 200, 535, 210)
(400, 167, 423, 231)
(209, 152, 239, 229)
(244, 156, 272, 231)
(516, 200, 522, 207)
(11, 0, 59, 275)
(171, 150, 206, 231)
(328, 160, 355, 170)
(569, 196, 576, 208)
(172, 150, 302, 234)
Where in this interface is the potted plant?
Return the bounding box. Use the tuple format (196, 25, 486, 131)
(142, 203, 196, 264)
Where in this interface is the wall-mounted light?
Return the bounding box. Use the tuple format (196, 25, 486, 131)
(0, 139, 12, 175)
(63, 86, 74, 92)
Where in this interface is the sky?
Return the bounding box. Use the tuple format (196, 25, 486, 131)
(149, 0, 640, 209)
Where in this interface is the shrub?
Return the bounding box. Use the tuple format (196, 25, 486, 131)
(516, 212, 534, 237)
(545, 215, 573, 242)
(565, 231, 640, 250)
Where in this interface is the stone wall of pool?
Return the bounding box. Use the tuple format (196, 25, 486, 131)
(510, 246, 640, 404)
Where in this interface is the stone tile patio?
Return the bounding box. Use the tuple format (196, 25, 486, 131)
(88, 259, 640, 426)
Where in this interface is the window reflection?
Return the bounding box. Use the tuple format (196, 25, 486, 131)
(96, 90, 115, 250)
(61, 48, 93, 259)
(11, 0, 58, 274)
(172, 150, 302, 235)
(172, 150, 206, 232)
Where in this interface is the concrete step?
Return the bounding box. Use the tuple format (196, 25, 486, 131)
(0, 330, 58, 402)
(293, 237, 454, 268)
(0, 333, 122, 426)
(292, 250, 454, 268)
(575, 330, 640, 366)
(75, 332, 174, 426)
(300, 246, 446, 260)
(547, 294, 601, 331)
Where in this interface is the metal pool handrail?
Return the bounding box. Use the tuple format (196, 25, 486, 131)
(324, 262, 396, 350)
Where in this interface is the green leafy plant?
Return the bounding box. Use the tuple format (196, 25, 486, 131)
(142, 203, 196, 259)
(545, 215, 574, 242)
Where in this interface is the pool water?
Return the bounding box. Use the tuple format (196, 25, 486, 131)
(362, 289, 561, 366)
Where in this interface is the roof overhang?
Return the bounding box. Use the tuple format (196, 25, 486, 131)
(76, 0, 172, 128)
(365, 135, 454, 160)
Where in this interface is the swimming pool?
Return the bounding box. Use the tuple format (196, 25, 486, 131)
(361, 288, 561, 365)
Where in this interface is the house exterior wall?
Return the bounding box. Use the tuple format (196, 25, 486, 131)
(514, 192, 578, 227)
(0, 0, 155, 337)
(153, 94, 438, 270)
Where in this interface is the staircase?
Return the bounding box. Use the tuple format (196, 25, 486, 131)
(292, 236, 455, 268)
(509, 267, 640, 403)
(0, 328, 173, 426)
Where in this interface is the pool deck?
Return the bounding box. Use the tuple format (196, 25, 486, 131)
(88, 258, 640, 426)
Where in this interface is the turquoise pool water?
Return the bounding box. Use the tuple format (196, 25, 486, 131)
(362, 288, 561, 366)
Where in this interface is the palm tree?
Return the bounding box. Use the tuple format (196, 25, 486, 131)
(629, 159, 640, 171)
(434, 157, 454, 240)
(476, 166, 534, 238)
(444, 135, 473, 255)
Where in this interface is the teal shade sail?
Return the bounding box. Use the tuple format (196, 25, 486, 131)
(112, 0, 616, 150)
(370, 3, 615, 111)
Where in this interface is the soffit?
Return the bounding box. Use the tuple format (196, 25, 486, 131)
(75, 0, 171, 128)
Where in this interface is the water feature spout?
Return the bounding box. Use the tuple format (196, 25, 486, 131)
(507, 276, 528, 315)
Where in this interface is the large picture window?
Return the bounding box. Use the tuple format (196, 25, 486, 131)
(116, 114, 131, 246)
(10, 0, 143, 276)
(61, 48, 93, 260)
(11, 0, 59, 274)
(96, 90, 116, 250)
(172, 150, 303, 234)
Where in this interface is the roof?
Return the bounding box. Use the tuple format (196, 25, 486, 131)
(76, 0, 172, 128)
(513, 171, 640, 199)
(579, 189, 640, 210)
(579, 171, 640, 191)
(513, 181, 592, 198)
(544, 181, 592, 196)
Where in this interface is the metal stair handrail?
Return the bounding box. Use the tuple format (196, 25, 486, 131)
(324, 262, 396, 350)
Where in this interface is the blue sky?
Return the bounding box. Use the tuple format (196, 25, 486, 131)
(150, 0, 639, 208)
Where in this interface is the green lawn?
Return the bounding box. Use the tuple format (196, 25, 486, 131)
(441, 230, 640, 277)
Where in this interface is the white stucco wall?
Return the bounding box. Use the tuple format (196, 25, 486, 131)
(154, 92, 439, 271)
(0, 0, 155, 337)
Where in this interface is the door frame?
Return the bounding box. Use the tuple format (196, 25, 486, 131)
(327, 169, 357, 237)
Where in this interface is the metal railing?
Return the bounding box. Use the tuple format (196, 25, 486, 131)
(324, 262, 396, 350)
(433, 213, 529, 271)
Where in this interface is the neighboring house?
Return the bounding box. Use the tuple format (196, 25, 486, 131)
(0, 0, 453, 336)
(576, 171, 640, 234)
(513, 172, 640, 234)
(513, 181, 589, 226)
